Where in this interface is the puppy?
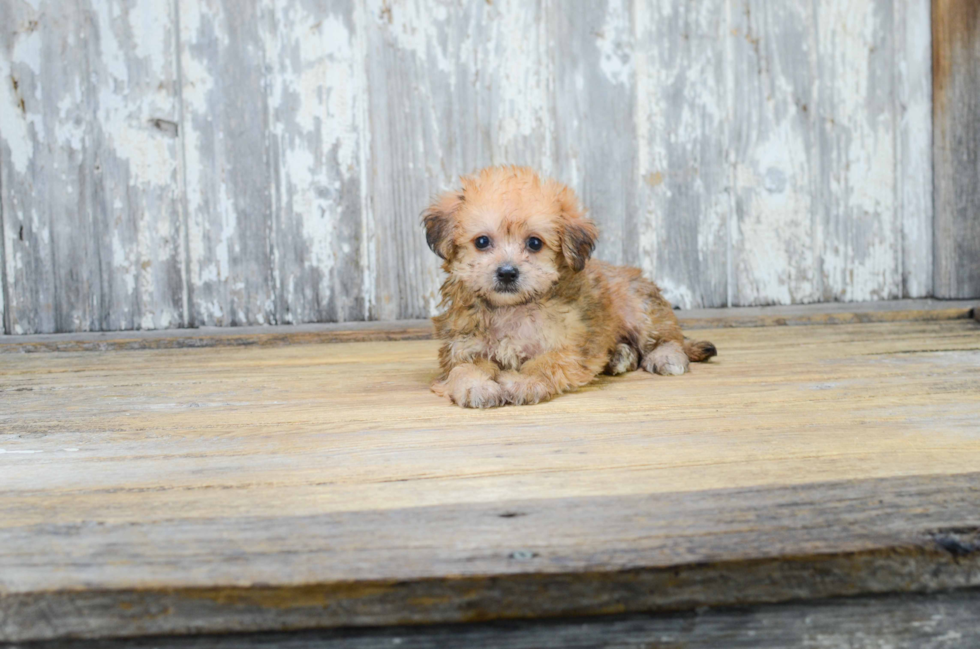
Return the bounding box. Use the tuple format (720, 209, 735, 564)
(423, 166, 716, 408)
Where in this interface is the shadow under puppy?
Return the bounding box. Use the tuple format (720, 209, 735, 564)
(423, 165, 716, 408)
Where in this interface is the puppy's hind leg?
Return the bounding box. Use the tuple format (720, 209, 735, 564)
(605, 343, 639, 376)
(640, 341, 689, 376)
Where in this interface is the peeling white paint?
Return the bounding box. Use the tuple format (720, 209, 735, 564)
(597, 0, 632, 87)
(0, 48, 35, 174)
(0, 0, 938, 333)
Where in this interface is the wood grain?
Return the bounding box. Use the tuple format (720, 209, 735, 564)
(1, 0, 940, 332)
(898, 0, 934, 299)
(2, 320, 980, 641)
(177, 0, 279, 327)
(814, 0, 901, 303)
(933, 0, 980, 299)
(13, 589, 980, 649)
(729, 1, 817, 306)
(0, 0, 185, 334)
(0, 299, 975, 353)
(266, 0, 368, 325)
(634, 0, 730, 309)
(552, 0, 637, 268)
(362, 0, 557, 321)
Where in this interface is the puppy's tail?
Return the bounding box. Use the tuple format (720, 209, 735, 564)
(683, 338, 717, 362)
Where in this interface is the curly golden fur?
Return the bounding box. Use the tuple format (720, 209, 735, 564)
(423, 166, 717, 408)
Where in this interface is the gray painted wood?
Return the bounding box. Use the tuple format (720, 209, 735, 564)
(729, 1, 818, 306)
(13, 589, 980, 649)
(263, 0, 367, 324)
(0, 0, 185, 334)
(934, 0, 980, 299)
(898, 0, 934, 298)
(0, 0, 940, 331)
(177, 0, 280, 327)
(635, 0, 730, 309)
(552, 0, 637, 268)
(362, 0, 557, 320)
(814, 0, 901, 303)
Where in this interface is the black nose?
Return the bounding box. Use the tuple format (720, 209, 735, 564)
(496, 265, 519, 284)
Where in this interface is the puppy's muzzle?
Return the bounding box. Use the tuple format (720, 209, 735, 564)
(495, 264, 520, 292)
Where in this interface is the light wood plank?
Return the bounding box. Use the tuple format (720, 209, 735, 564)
(933, 0, 980, 298)
(634, 0, 729, 309)
(177, 0, 279, 327)
(730, 1, 817, 306)
(897, 0, 934, 298)
(1, 321, 980, 640)
(0, 0, 184, 334)
(814, 0, 901, 302)
(552, 0, 637, 267)
(265, 0, 367, 324)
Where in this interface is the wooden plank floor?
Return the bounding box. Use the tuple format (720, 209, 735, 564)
(2, 319, 980, 642)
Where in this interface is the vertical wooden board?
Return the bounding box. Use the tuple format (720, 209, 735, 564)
(0, 153, 5, 333)
(178, 0, 278, 326)
(362, 0, 555, 321)
(896, 0, 933, 298)
(933, 0, 980, 298)
(729, 1, 818, 306)
(265, 0, 366, 323)
(634, 0, 729, 308)
(813, 0, 900, 302)
(551, 0, 637, 267)
(0, 0, 184, 334)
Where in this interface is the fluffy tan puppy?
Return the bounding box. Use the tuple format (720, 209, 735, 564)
(423, 166, 716, 408)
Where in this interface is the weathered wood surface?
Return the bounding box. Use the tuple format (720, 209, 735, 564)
(2, 320, 980, 641)
(0, 0, 185, 334)
(13, 589, 980, 649)
(0, 0, 937, 334)
(934, 0, 980, 299)
(0, 298, 975, 353)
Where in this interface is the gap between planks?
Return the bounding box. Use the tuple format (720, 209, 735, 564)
(0, 299, 977, 354)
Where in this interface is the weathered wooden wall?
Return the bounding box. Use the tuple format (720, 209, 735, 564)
(933, 0, 980, 298)
(0, 0, 939, 334)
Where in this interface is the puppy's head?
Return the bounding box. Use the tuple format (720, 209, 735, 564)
(423, 166, 597, 307)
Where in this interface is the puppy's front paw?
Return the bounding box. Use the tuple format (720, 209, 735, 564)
(641, 341, 689, 376)
(436, 367, 504, 409)
(498, 371, 552, 405)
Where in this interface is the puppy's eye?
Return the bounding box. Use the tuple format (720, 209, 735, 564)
(474, 235, 491, 250)
(527, 236, 543, 252)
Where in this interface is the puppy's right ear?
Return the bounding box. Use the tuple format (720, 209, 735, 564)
(422, 191, 463, 260)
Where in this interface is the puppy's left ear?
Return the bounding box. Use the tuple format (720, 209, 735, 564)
(421, 191, 463, 260)
(557, 187, 598, 272)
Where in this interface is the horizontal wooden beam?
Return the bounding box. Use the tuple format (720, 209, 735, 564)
(4, 473, 980, 642)
(0, 299, 977, 354)
(17, 589, 980, 649)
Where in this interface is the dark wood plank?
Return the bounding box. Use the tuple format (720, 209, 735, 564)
(2, 473, 980, 642)
(12, 589, 980, 649)
(933, 0, 980, 298)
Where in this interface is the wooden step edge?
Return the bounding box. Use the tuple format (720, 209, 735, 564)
(3, 543, 979, 643)
(1, 299, 977, 353)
